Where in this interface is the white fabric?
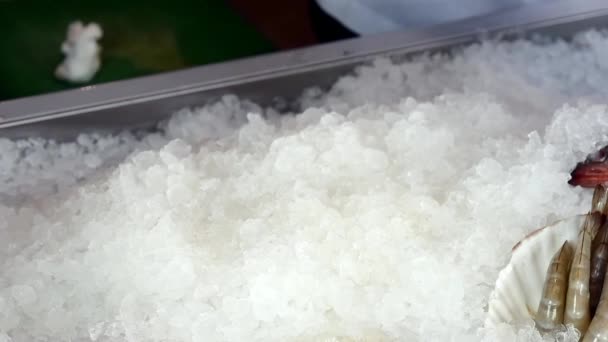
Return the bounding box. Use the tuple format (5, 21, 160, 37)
(315, 0, 552, 35)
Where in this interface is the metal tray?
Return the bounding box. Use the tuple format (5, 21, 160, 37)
(1, 0, 608, 141)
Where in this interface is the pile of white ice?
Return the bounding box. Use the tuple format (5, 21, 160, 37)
(3, 30, 608, 341)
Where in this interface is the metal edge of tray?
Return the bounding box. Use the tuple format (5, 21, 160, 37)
(1, 0, 608, 140)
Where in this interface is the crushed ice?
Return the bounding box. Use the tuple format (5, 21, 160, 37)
(3, 30, 608, 341)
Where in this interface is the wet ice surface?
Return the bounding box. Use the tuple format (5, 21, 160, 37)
(3, 31, 608, 341)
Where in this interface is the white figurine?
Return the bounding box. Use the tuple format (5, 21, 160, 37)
(55, 21, 103, 83)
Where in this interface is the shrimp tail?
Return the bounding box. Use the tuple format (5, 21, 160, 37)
(535, 241, 574, 333)
(564, 213, 598, 336)
(582, 258, 608, 341)
(590, 221, 608, 318)
(592, 185, 608, 215)
(585, 211, 604, 241)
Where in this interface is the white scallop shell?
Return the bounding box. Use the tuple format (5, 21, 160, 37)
(485, 214, 586, 327)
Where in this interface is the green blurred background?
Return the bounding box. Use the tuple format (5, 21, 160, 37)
(0, 0, 277, 101)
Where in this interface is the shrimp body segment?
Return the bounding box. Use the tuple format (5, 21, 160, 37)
(564, 213, 601, 336)
(535, 241, 574, 333)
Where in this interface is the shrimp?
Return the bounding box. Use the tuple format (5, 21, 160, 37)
(582, 268, 608, 341)
(535, 240, 574, 333)
(564, 212, 603, 336)
(592, 185, 608, 215)
(590, 221, 608, 317)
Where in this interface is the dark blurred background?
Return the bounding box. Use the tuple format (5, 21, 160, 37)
(228, 0, 319, 49)
(0, 0, 345, 101)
